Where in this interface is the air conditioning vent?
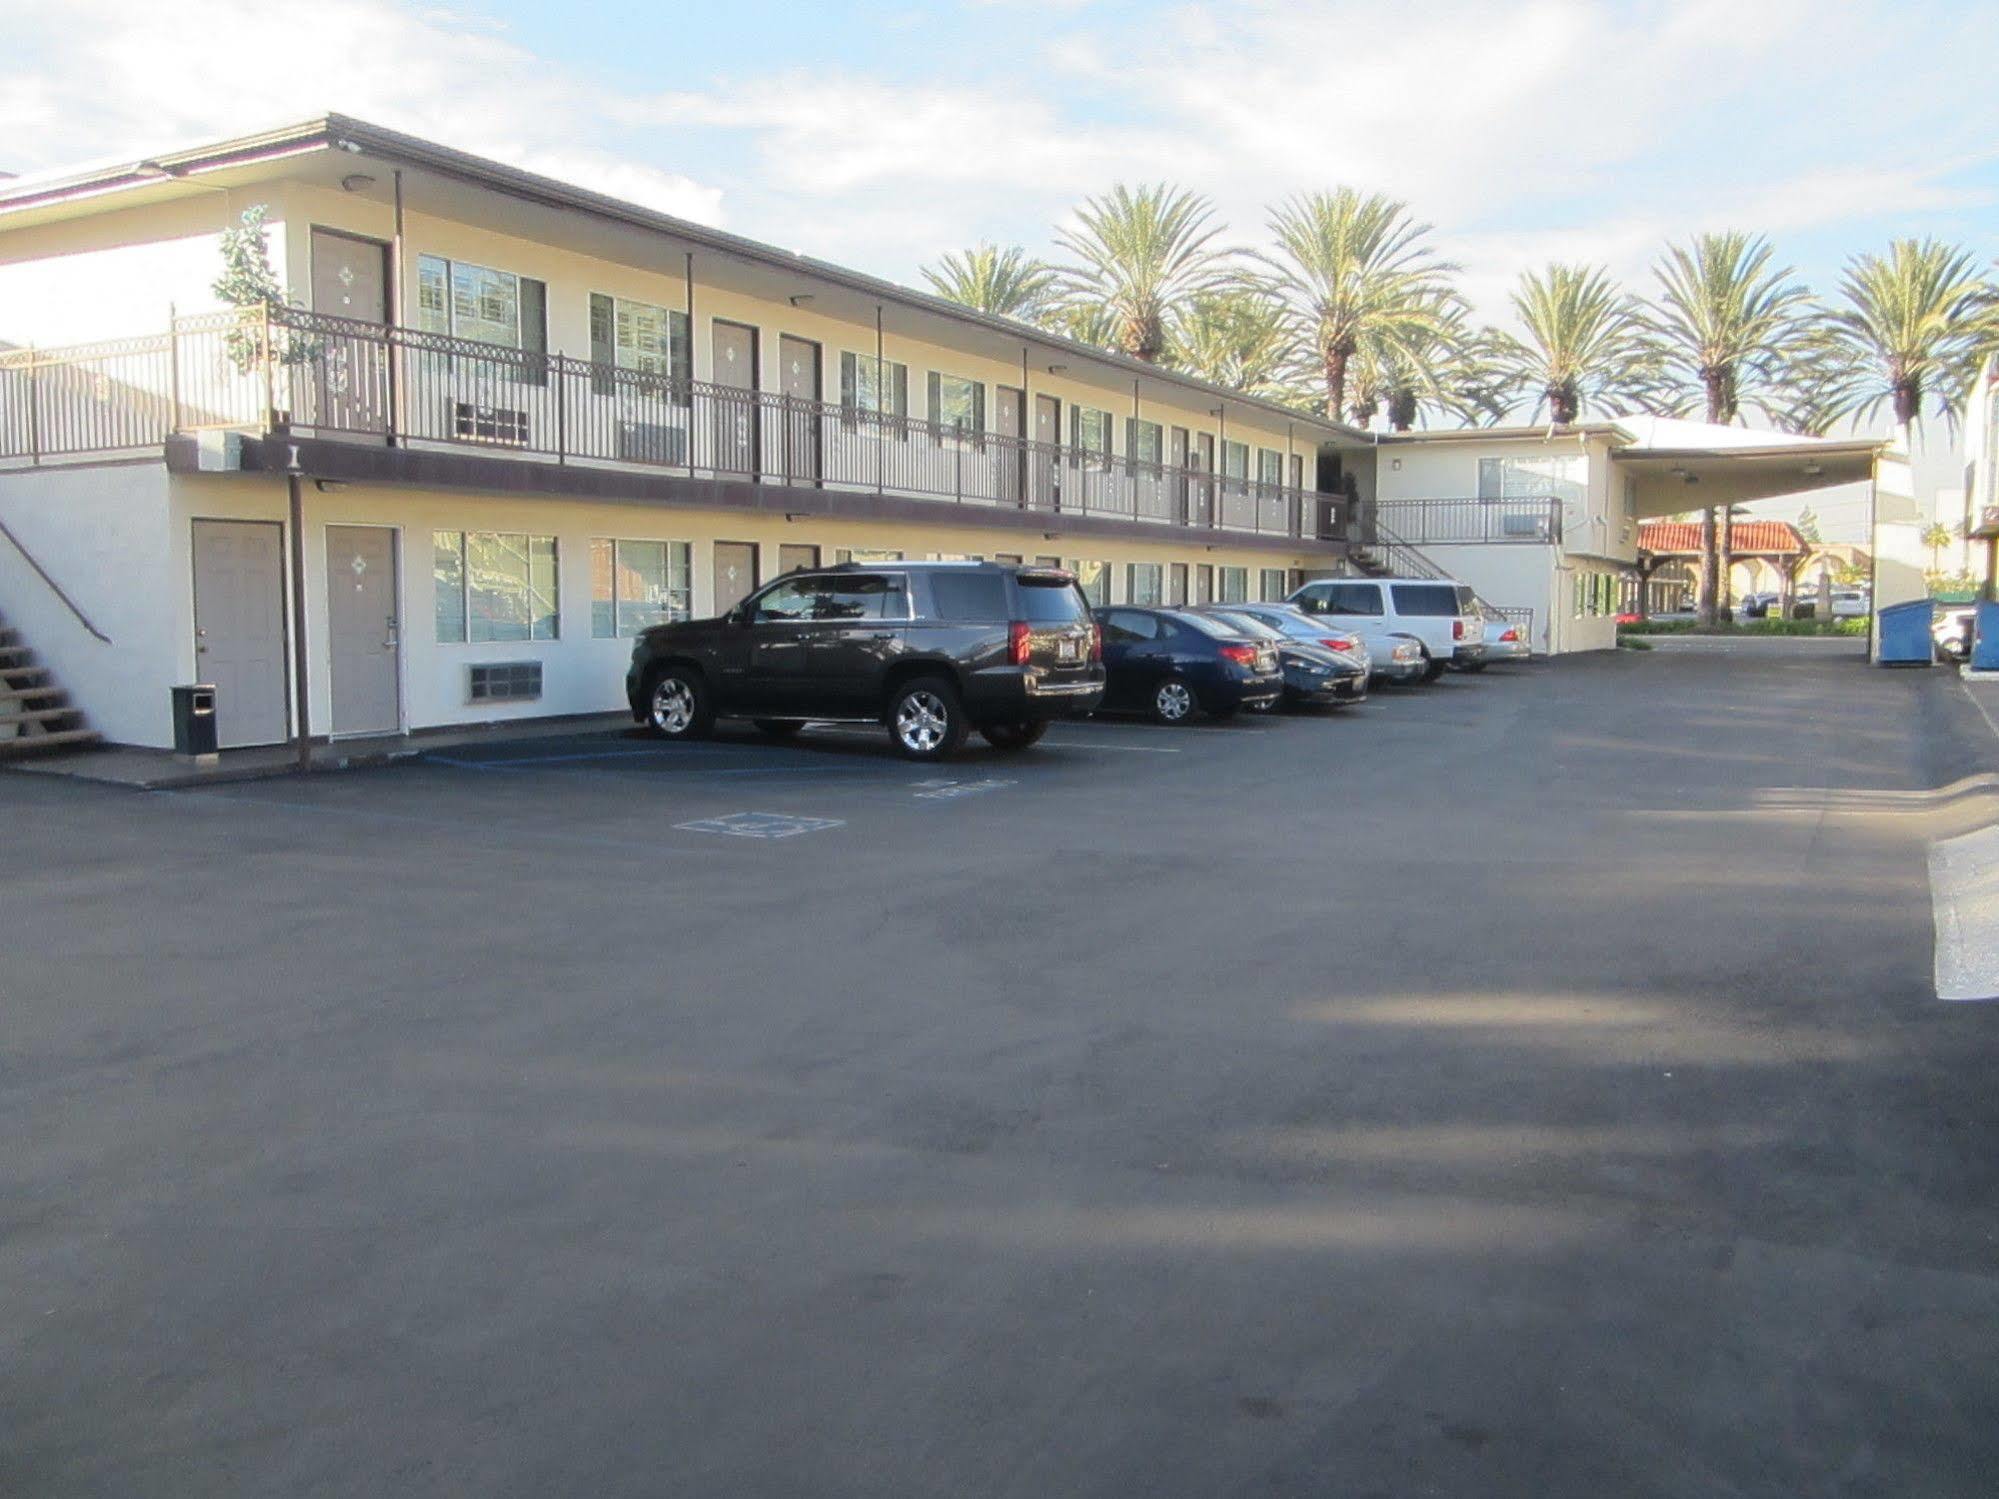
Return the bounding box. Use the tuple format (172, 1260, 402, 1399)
(1500, 513, 1550, 539)
(468, 661, 541, 703)
(616, 420, 687, 465)
(452, 401, 530, 445)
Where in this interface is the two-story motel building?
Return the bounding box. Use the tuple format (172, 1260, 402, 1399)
(0, 115, 1882, 753)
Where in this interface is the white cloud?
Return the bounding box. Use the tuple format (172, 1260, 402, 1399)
(0, 0, 725, 223)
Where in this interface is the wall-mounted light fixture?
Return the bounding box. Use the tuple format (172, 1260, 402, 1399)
(789, 294, 815, 308)
(340, 173, 377, 193)
(1047, 364, 1068, 374)
(313, 479, 348, 494)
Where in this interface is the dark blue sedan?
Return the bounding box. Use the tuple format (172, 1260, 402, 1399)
(1094, 607, 1285, 724)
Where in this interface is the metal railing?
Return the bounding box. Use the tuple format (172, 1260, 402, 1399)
(1, 307, 1329, 541)
(1373, 495, 1565, 546)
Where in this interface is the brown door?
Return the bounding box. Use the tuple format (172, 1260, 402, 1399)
(1169, 427, 1189, 522)
(713, 541, 760, 616)
(307, 227, 390, 434)
(191, 519, 289, 749)
(1033, 394, 1061, 510)
(1193, 563, 1214, 604)
(710, 321, 759, 477)
(1168, 562, 1189, 606)
(778, 543, 820, 576)
(777, 335, 821, 485)
(995, 385, 1026, 506)
(324, 525, 400, 736)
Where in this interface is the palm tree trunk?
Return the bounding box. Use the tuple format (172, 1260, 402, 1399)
(1697, 508, 1718, 627)
(1718, 505, 1734, 617)
(1323, 347, 1349, 423)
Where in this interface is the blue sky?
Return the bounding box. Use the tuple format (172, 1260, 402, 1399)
(1, 0, 1994, 519)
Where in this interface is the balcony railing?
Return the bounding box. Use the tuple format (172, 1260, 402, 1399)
(0, 307, 1331, 541)
(1373, 495, 1565, 546)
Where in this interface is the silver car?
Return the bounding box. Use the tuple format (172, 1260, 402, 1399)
(1478, 611, 1531, 664)
(1222, 603, 1426, 685)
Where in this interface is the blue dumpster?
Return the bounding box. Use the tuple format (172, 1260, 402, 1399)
(1877, 600, 1933, 665)
(1973, 601, 1999, 671)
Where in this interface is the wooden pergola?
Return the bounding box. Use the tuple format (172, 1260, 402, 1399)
(1634, 519, 1807, 618)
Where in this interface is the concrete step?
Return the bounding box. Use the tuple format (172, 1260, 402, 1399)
(1, 704, 83, 728)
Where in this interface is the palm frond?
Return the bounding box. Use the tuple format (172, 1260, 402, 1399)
(1051, 184, 1239, 362)
(920, 243, 1057, 321)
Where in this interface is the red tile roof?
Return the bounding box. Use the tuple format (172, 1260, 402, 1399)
(1638, 520, 1804, 556)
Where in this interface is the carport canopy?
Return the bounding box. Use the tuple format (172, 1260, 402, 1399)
(1611, 416, 1879, 519)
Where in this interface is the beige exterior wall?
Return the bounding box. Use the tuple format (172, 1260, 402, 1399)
(159, 471, 1326, 746)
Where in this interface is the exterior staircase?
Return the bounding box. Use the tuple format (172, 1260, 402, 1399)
(0, 610, 101, 758)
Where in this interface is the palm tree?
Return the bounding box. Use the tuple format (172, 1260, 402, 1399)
(1924, 521, 1956, 573)
(1770, 330, 1870, 437)
(1165, 287, 1305, 405)
(920, 243, 1056, 321)
(1036, 299, 1123, 351)
(1651, 232, 1814, 624)
(1826, 238, 1995, 442)
(1051, 184, 1236, 363)
(1492, 263, 1665, 424)
(1265, 188, 1459, 419)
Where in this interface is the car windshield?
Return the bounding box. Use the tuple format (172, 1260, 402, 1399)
(1015, 574, 1090, 623)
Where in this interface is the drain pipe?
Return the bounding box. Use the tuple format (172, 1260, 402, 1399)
(286, 456, 312, 773)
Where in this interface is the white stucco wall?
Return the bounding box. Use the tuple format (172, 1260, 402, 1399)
(0, 460, 178, 744)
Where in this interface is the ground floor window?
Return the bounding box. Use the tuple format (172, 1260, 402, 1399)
(835, 547, 906, 564)
(1070, 560, 1110, 606)
(591, 538, 692, 637)
(1219, 566, 1249, 603)
(434, 531, 559, 642)
(1259, 567, 1287, 602)
(1127, 562, 1163, 605)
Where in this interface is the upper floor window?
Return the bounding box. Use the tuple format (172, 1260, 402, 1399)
(1127, 419, 1164, 468)
(1221, 440, 1250, 481)
(588, 294, 690, 403)
(1478, 454, 1587, 506)
(1072, 406, 1113, 466)
(416, 255, 547, 353)
(1257, 449, 1284, 488)
(928, 372, 985, 440)
(840, 352, 909, 421)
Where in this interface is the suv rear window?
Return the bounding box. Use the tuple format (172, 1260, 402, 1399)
(1016, 574, 1090, 623)
(927, 571, 1009, 621)
(1453, 585, 1478, 612)
(1390, 583, 1459, 616)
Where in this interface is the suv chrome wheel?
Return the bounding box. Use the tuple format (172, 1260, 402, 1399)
(895, 689, 951, 753)
(1153, 679, 1194, 724)
(650, 677, 697, 734)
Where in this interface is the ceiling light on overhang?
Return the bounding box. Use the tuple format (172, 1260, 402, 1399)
(340, 173, 376, 193)
(789, 294, 815, 307)
(1802, 462, 1823, 477)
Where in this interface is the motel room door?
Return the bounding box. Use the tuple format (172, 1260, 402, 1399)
(191, 519, 289, 749)
(995, 386, 1026, 506)
(713, 541, 761, 616)
(710, 320, 760, 478)
(324, 525, 401, 737)
(1032, 395, 1061, 510)
(307, 227, 391, 435)
(776, 335, 822, 485)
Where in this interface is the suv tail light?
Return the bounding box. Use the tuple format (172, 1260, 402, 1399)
(1218, 643, 1258, 667)
(1453, 619, 1466, 640)
(1089, 620, 1103, 662)
(1008, 620, 1031, 666)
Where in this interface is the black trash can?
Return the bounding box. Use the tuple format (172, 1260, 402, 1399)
(171, 684, 219, 759)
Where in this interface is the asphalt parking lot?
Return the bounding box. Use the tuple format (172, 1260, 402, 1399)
(8, 648, 1999, 1497)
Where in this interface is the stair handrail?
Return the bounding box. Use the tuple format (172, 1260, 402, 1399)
(0, 515, 111, 643)
(1362, 515, 1513, 624)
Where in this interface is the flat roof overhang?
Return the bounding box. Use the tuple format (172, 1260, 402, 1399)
(164, 435, 1349, 560)
(1614, 442, 1879, 519)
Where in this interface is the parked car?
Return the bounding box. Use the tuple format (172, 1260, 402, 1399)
(1214, 601, 1426, 686)
(1095, 607, 1284, 723)
(1830, 587, 1872, 619)
(1472, 611, 1531, 665)
(1193, 607, 1369, 710)
(1287, 576, 1485, 681)
(627, 561, 1104, 760)
(1935, 604, 1976, 662)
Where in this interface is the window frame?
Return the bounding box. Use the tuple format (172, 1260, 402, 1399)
(588, 292, 692, 406)
(434, 529, 561, 644)
(590, 536, 693, 638)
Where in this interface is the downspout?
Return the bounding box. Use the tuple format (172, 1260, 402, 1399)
(286, 462, 312, 772)
(388, 168, 404, 448)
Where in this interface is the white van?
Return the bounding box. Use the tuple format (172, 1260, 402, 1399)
(1287, 577, 1486, 682)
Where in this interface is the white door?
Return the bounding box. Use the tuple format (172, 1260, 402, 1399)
(325, 525, 401, 736)
(191, 520, 288, 748)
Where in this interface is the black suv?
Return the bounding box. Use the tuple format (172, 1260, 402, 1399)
(626, 561, 1105, 760)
